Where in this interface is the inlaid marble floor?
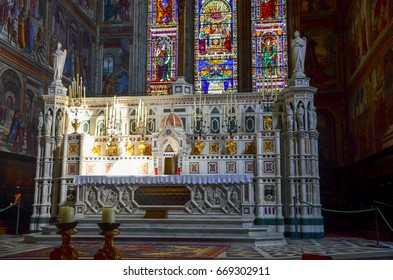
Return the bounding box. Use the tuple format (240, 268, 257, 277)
(0, 235, 392, 260)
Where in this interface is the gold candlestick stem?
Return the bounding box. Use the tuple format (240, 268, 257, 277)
(94, 223, 121, 260)
(49, 222, 79, 260)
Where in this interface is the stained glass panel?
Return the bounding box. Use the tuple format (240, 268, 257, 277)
(252, 0, 288, 94)
(147, 0, 179, 96)
(194, 0, 238, 95)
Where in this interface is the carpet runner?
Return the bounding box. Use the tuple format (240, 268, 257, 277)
(0, 243, 229, 260)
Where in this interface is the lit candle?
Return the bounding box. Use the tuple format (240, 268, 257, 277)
(102, 207, 115, 223)
(60, 206, 74, 223)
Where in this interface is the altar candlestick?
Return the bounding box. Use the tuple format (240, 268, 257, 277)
(102, 207, 115, 223)
(60, 206, 74, 223)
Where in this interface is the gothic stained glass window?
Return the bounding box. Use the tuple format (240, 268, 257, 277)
(252, 0, 288, 94)
(194, 0, 237, 95)
(147, 0, 179, 96)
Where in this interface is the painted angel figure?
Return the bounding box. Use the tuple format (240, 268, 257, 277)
(53, 42, 67, 81)
(291, 31, 307, 78)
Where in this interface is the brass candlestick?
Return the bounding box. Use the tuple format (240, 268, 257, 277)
(94, 223, 121, 260)
(71, 118, 80, 133)
(49, 222, 79, 260)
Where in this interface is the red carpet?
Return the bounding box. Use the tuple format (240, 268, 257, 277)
(0, 243, 229, 260)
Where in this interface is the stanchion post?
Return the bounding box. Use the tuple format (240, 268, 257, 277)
(293, 196, 298, 238)
(16, 198, 21, 237)
(374, 201, 380, 247)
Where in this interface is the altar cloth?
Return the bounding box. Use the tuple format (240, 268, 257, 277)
(73, 174, 253, 185)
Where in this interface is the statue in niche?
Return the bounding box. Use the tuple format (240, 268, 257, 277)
(291, 31, 307, 78)
(296, 105, 304, 130)
(37, 111, 43, 134)
(286, 105, 293, 131)
(44, 110, 53, 136)
(308, 106, 317, 130)
(55, 111, 64, 136)
(53, 42, 67, 82)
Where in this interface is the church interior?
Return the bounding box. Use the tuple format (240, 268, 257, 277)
(0, 0, 393, 248)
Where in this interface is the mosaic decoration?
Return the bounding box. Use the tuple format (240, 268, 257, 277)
(209, 143, 220, 154)
(147, 0, 179, 95)
(194, 0, 237, 95)
(189, 162, 200, 174)
(86, 164, 95, 175)
(264, 184, 276, 201)
(245, 141, 256, 154)
(252, 0, 288, 93)
(245, 161, 255, 173)
(105, 163, 113, 174)
(208, 162, 218, 174)
(226, 162, 236, 173)
(68, 143, 79, 155)
(68, 163, 78, 175)
(139, 162, 149, 174)
(263, 139, 274, 152)
(264, 161, 274, 173)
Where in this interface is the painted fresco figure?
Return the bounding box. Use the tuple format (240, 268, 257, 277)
(53, 42, 67, 81)
(291, 31, 307, 78)
(8, 111, 22, 144)
(155, 41, 172, 82)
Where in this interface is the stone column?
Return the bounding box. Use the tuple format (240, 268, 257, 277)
(130, 0, 148, 96)
(255, 131, 264, 220)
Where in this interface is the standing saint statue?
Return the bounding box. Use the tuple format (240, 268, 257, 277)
(291, 31, 307, 78)
(53, 42, 67, 82)
(45, 110, 53, 136)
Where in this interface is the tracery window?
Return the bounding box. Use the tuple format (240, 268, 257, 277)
(147, 0, 179, 96)
(252, 0, 288, 93)
(194, 0, 237, 95)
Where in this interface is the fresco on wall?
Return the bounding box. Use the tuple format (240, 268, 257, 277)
(102, 38, 130, 96)
(348, 47, 393, 161)
(303, 29, 337, 90)
(0, 64, 42, 157)
(72, 0, 95, 19)
(0, 0, 46, 63)
(103, 0, 132, 23)
(49, 3, 94, 93)
(370, 0, 393, 43)
(299, 0, 335, 13)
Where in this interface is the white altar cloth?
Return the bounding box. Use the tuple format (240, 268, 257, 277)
(73, 174, 253, 185)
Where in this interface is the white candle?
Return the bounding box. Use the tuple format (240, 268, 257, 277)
(102, 207, 115, 223)
(60, 206, 74, 223)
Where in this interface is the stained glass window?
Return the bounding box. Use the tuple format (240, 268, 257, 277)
(252, 0, 288, 93)
(194, 0, 237, 95)
(147, 0, 179, 96)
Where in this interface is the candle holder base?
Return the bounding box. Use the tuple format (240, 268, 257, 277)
(49, 222, 79, 260)
(94, 223, 121, 260)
